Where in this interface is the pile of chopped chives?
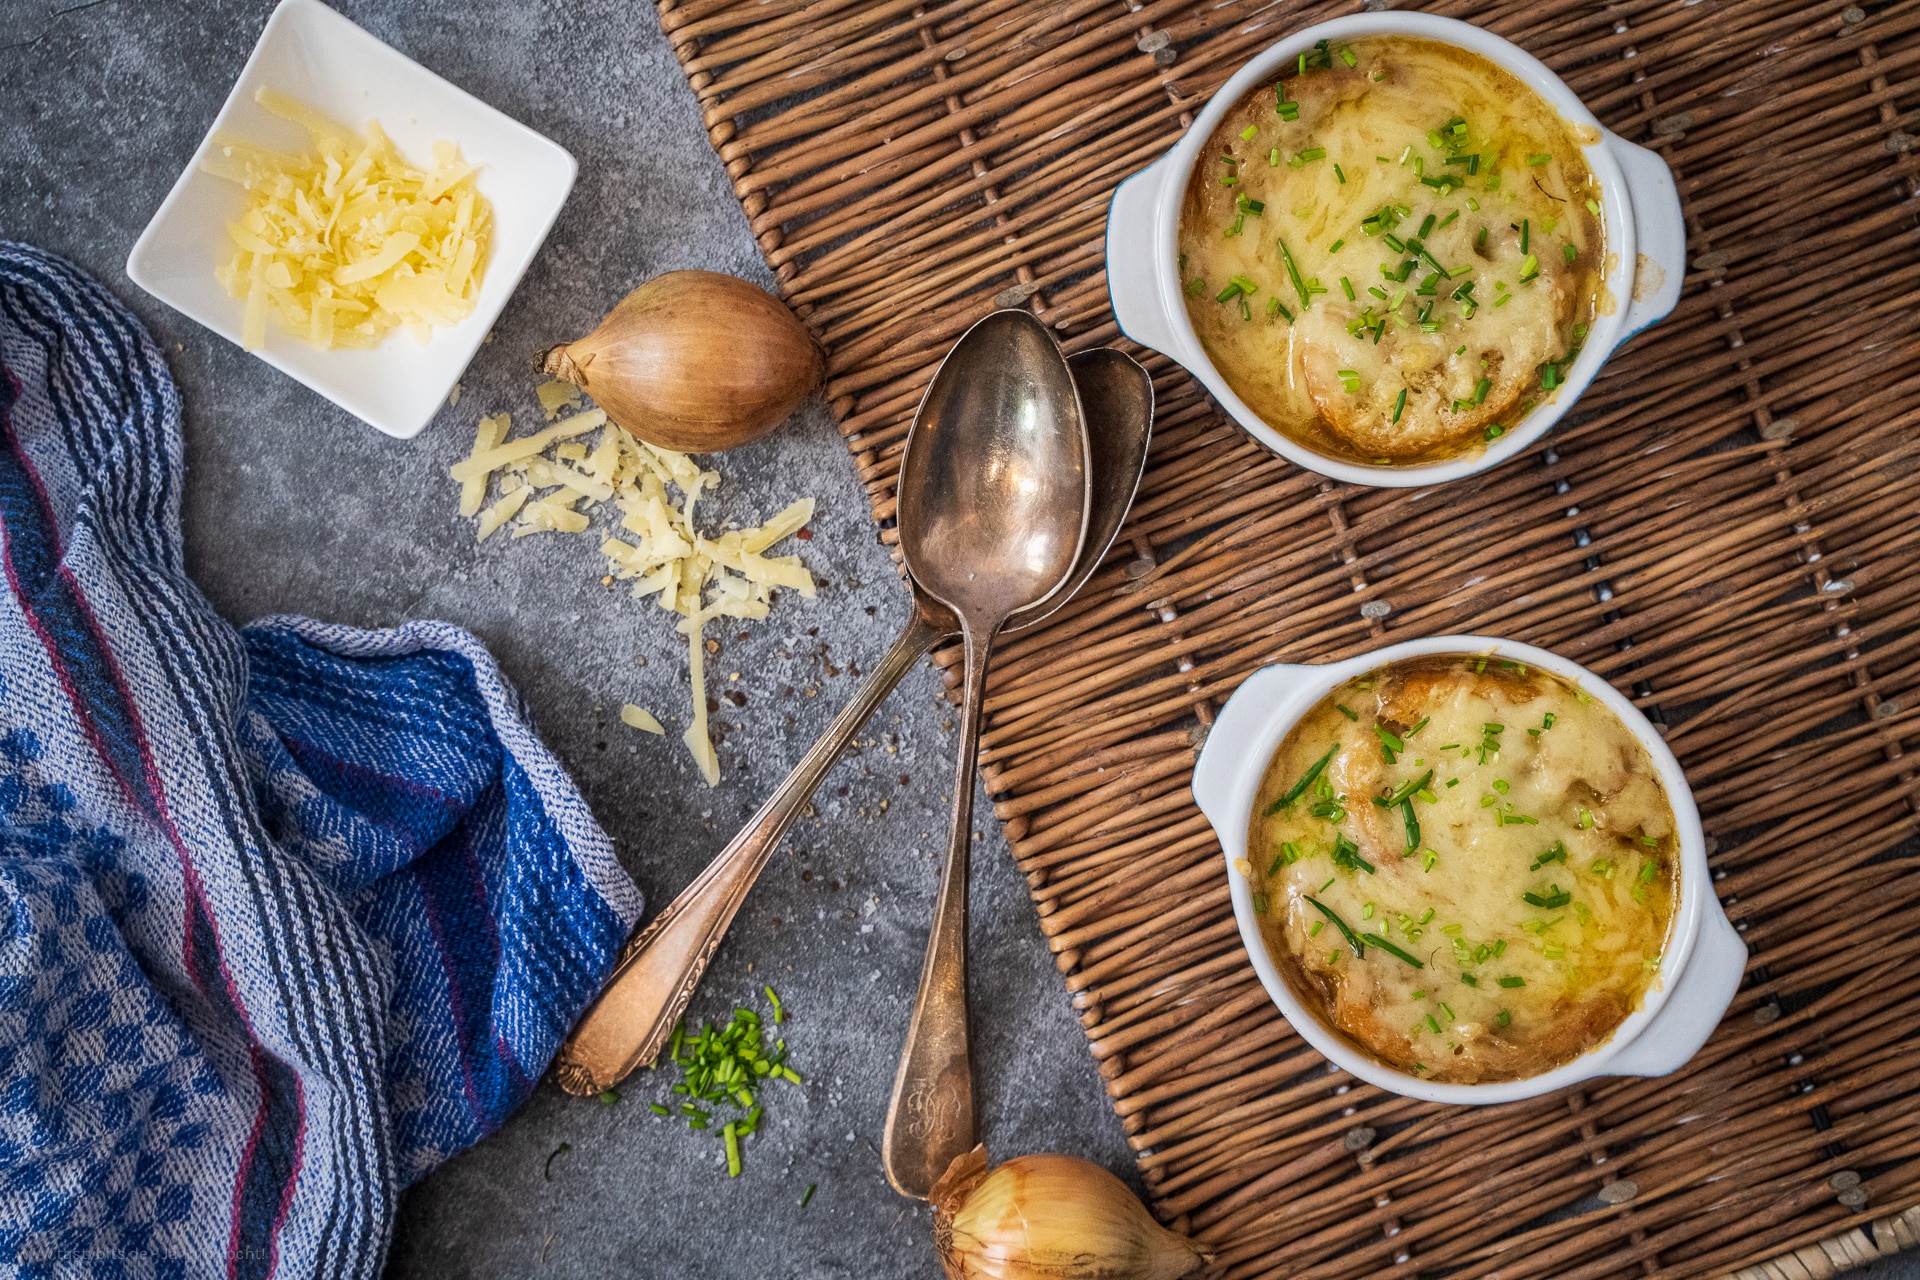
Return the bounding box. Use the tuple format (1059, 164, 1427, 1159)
(646, 986, 802, 1177)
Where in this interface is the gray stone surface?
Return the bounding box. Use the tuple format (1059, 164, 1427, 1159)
(4, 4, 1918, 1279)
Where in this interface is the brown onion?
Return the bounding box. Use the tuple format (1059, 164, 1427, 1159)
(932, 1146, 1214, 1280)
(539, 270, 822, 453)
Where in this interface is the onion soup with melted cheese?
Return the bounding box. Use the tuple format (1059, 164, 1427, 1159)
(1246, 655, 1675, 1084)
(1179, 36, 1606, 466)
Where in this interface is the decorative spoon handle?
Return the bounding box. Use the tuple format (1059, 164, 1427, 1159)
(882, 619, 996, 1197)
(552, 601, 950, 1096)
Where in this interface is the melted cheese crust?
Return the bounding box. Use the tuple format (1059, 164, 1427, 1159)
(1179, 37, 1605, 465)
(1246, 657, 1675, 1084)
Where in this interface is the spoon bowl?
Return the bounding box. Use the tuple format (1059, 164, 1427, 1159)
(897, 310, 1089, 621)
(1003, 348, 1153, 636)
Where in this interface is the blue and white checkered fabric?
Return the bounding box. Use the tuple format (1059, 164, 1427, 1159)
(0, 242, 644, 1278)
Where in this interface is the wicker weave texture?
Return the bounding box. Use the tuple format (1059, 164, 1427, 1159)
(655, 0, 1920, 1275)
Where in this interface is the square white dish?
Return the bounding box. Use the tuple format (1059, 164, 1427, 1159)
(125, 0, 576, 439)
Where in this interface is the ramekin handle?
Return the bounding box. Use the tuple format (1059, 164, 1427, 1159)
(1606, 902, 1746, 1078)
(1605, 129, 1686, 343)
(1105, 157, 1181, 358)
(1192, 664, 1313, 827)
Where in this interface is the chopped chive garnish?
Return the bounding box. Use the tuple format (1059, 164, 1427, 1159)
(1498, 975, 1526, 988)
(1460, 973, 1478, 987)
(1240, 123, 1258, 141)
(1216, 282, 1242, 303)
(1330, 238, 1345, 252)
(1399, 798, 1421, 852)
(1520, 219, 1530, 253)
(1425, 1013, 1441, 1033)
(1519, 252, 1538, 282)
(1340, 45, 1356, 66)
(1185, 277, 1206, 297)
(1341, 276, 1356, 300)
(1527, 153, 1551, 166)
(1564, 242, 1577, 264)
(1306, 895, 1366, 958)
(1370, 933, 1424, 968)
(1384, 769, 1434, 806)
(1330, 834, 1376, 875)
(1473, 377, 1491, 405)
(1336, 703, 1359, 720)
(1309, 920, 1324, 937)
(1495, 1009, 1511, 1027)
(800, 1183, 817, 1208)
(1289, 147, 1327, 168)
(1277, 237, 1312, 309)
(1390, 388, 1407, 424)
(1334, 163, 1347, 183)
(1523, 885, 1572, 909)
(1270, 744, 1338, 812)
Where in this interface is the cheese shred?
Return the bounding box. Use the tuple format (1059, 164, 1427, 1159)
(453, 387, 814, 784)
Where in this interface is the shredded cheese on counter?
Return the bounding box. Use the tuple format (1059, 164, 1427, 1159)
(452, 389, 815, 785)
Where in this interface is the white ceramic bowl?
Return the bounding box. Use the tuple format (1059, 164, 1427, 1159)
(1191, 636, 1744, 1104)
(1107, 13, 1687, 488)
(126, 0, 576, 439)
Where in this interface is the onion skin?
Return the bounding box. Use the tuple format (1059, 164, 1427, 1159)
(540, 270, 823, 453)
(932, 1146, 1215, 1280)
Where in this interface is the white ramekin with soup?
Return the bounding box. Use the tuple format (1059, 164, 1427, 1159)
(1107, 14, 1687, 486)
(1192, 638, 1744, 1104)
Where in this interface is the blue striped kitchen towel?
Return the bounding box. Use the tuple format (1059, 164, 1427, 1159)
(0, 241, 644, 1278)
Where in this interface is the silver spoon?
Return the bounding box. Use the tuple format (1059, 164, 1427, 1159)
(880, 311, 1090, 1198)
(551, 339, 1151, 1100)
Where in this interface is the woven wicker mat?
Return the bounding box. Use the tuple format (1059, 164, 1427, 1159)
(654, 0, 1920, 1274)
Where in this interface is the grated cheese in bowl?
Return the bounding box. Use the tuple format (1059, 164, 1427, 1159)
(452, 383, 815, 785)
(203, 88, 492, 352)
